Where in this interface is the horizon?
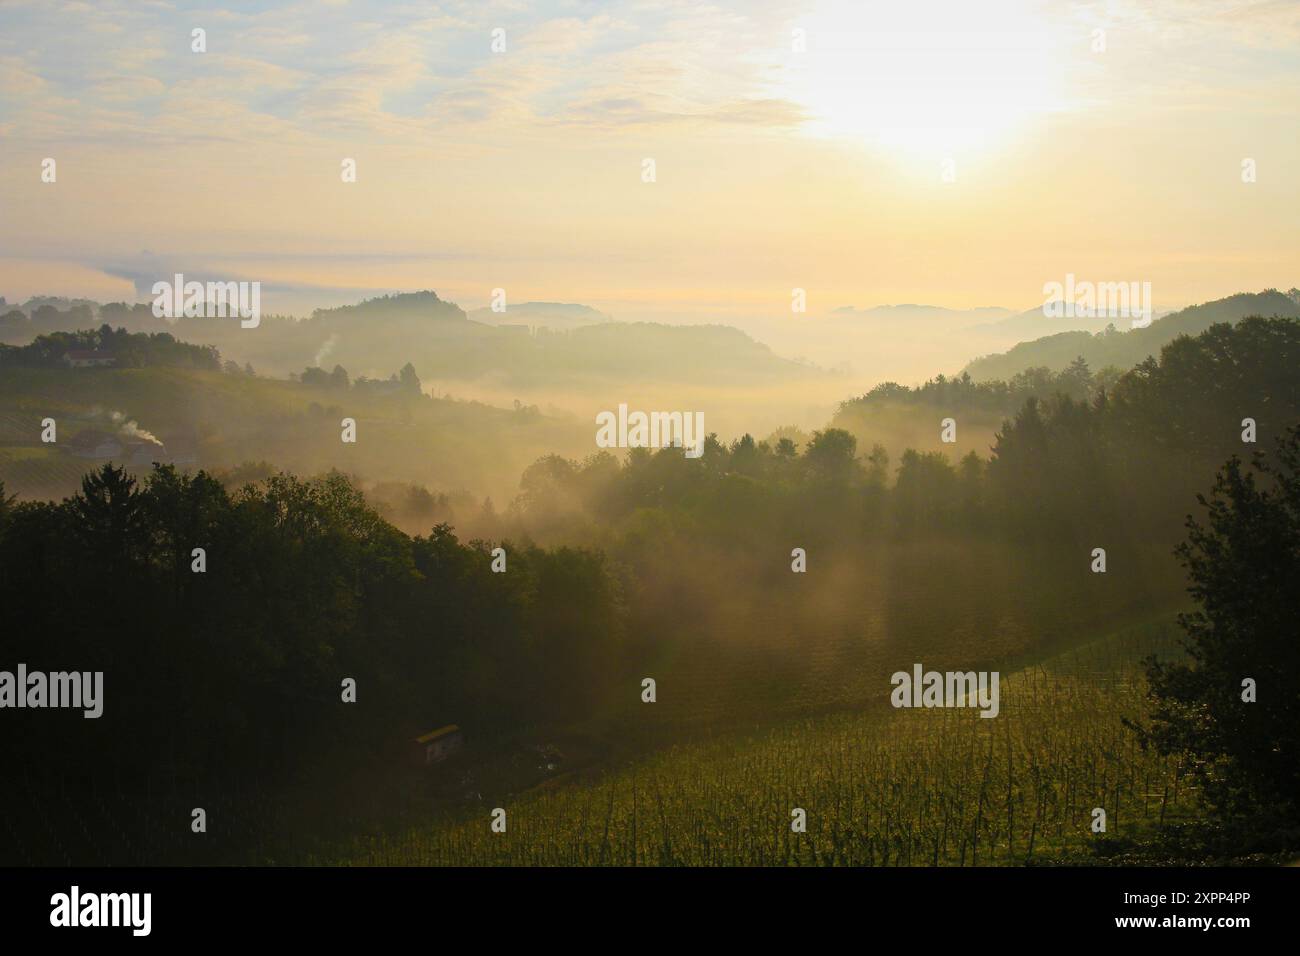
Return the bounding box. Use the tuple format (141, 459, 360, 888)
(2, 0, 1298, 325)
(11, 283, 1296, 325)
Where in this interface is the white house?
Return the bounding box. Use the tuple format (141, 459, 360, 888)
(66, 429, 124, 459)
(61, 350, 117, 368)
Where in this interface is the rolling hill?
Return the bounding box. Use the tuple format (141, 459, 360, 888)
(0, 363, 592, 508)
(2, 291, 823, 389)
(963, 289, 1300, 382)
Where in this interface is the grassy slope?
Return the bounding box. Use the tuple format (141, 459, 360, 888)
(323, 616, 1224, 866)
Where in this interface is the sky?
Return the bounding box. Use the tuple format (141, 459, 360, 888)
(1, 0, 1298, 322)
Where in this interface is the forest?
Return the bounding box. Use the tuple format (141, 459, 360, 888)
(1, 315, 1296, 864)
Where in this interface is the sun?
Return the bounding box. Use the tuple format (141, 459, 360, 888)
(786, 0, 1069, 158)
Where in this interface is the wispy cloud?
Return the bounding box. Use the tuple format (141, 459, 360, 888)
(0, 0, 808, 146)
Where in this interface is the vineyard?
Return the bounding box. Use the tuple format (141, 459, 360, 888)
(0, 446, 111, 500)
(326, 619, 1199, 866)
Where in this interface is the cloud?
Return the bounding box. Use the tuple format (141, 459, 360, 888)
(0, 54, 49, 96)
(553, 93, 807, 129)
(0, 0, 815, 146)
(88, 74, 167, 102)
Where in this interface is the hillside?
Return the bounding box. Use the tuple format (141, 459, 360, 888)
(1, 291, 822, 389)
(467, 301, 612, 330)
(326, 620, 1224, 866)
(963, 289, 1300, 382)
(0, 364, 591, 507)
(962, 303, 1165, 341)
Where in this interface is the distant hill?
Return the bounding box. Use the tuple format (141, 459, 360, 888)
(467, 301, 612, 330)
(309, 290, 469, 327)
(287, 294, 816, 386)
(962, 303, 1170, 341)
(1, 295, 101, 314)
(1, 290, 818, 389)
(963, 290, 1300, 381)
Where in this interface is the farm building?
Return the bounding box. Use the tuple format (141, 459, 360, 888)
(66, 429, 124, 459)
(415, 725, 464, 765)
(123, 440, 165, 467)
(64, 429, 167, 464)
(61, 350, 117, 368)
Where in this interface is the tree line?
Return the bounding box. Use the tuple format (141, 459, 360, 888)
(0, 325, 220, 370)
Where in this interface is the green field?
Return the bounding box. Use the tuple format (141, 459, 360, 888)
(321, 619, 1204, 866)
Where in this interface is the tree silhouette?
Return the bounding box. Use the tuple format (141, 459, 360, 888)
(71, 461, 144, 564)
(1141, 424, 1300, 817)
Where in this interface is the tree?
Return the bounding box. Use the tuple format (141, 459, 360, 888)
(802, 428, 858, 484)
(301, 366, 331, 387)
(729, 433, 762, 477)
(957, 450, 985, 523)
(0, 480, 14, 525)
(514, 454, 577, 516)
(1140, 424, 1300, 817)
(141, 464, 230, 584)
(71, 462, 145, 563)
(893, 450, 957, 529)
(1059, 355, 1093, 400)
